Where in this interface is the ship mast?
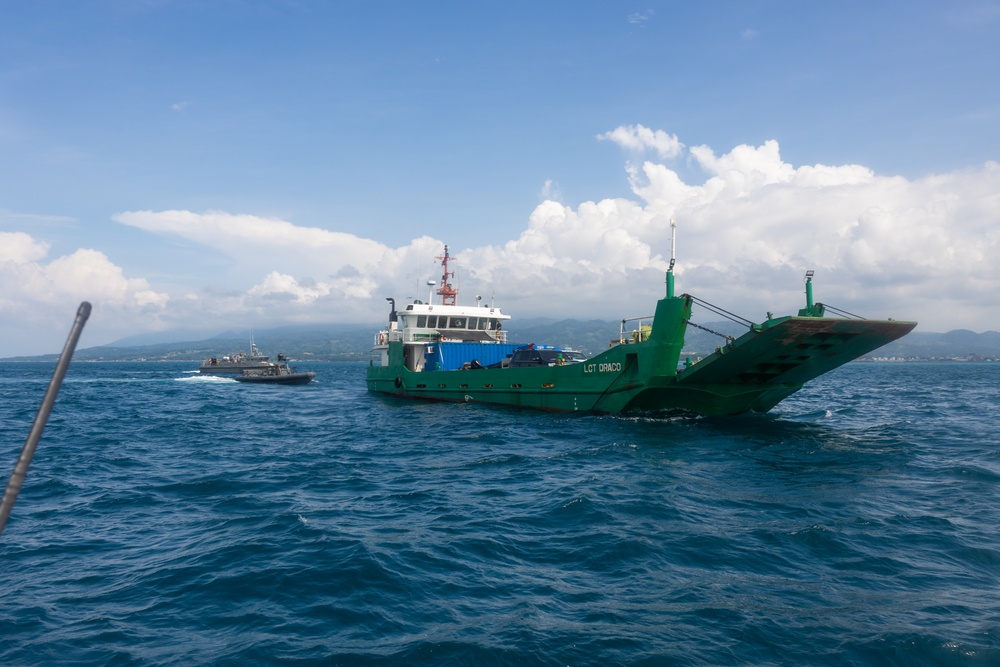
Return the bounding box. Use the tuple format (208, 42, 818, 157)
(667, 218, 677, 298)
(435, 245, 458, 306)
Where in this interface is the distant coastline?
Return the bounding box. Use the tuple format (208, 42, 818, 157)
(2, 321, 998, 364)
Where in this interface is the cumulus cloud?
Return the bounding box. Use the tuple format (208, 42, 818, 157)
(0, 231, 49, 263)
(0, 234, 169, 354)
(598, 124, 684, 159)
(0, 234, 167, 311)
(105, 212, 449, 329)
(247, 268, 378, 303)
(467, 132, 1000, 330)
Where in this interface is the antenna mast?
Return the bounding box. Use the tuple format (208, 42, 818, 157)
(436, 245, 458, 306)
(670, 218, 677, 264)
(667, 219, 677, 298)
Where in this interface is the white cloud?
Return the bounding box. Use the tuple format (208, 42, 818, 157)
(247, 269, 377, 303)
(44, 249, 169, 308)
(539, 179, 563, 202)
(598, 124, 684, 159)
(627, 10, 655, 25)
(113, 209, 389, 275)
(0, 231, 49, 263)
(102, 213, 449, 332)
(0, 239, 170, 354)
(467, 136, 1000, 332)
(0, 240, 167, 312)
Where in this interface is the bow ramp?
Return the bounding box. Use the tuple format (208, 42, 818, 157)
(673, 315, 917, 412)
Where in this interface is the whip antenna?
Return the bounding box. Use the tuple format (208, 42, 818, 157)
(0, 301, 91, 538)
(667, 219, 677, 298)
(670, 218, 677, 266)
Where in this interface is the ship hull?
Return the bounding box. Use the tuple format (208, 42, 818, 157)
(367, 309, 916, 417)
(234, 371, 315, 385)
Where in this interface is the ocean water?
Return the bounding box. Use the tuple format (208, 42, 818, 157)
(1, 361, 998, 666)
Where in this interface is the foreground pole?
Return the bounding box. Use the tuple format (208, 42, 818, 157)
(0, 302, 91, 538)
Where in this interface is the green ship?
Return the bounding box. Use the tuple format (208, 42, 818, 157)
(366, 244, 916, 416)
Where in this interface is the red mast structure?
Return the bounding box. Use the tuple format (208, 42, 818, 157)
(436, 245, 458, 306)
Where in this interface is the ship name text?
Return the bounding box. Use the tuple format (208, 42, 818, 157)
(583, 362, 622, 374)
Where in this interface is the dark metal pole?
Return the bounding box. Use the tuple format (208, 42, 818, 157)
(0, 301, 91, 538)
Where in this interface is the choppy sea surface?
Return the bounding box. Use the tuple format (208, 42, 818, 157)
(1, 361, 998, 666)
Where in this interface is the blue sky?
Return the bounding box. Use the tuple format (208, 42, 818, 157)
(2, 1, 999, 355)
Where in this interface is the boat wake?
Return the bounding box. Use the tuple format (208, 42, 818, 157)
(784, 409, 835, 421)
(174, 375, 236, 384)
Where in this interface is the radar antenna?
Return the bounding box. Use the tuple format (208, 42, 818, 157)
(435, 245, 458, 306)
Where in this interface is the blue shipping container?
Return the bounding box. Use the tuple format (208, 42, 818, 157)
(424, 342, 522, 371)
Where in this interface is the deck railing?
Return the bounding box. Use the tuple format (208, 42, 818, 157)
(612, 315, 655, 347)
(391, 329, 507, 344)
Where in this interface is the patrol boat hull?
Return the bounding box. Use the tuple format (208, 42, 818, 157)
(234, 371, 315, 385)
(235, 360, 315, 385)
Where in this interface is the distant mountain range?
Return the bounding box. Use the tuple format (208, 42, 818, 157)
(513, 319, 1000, 361)
(3, 320, 998, 363)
